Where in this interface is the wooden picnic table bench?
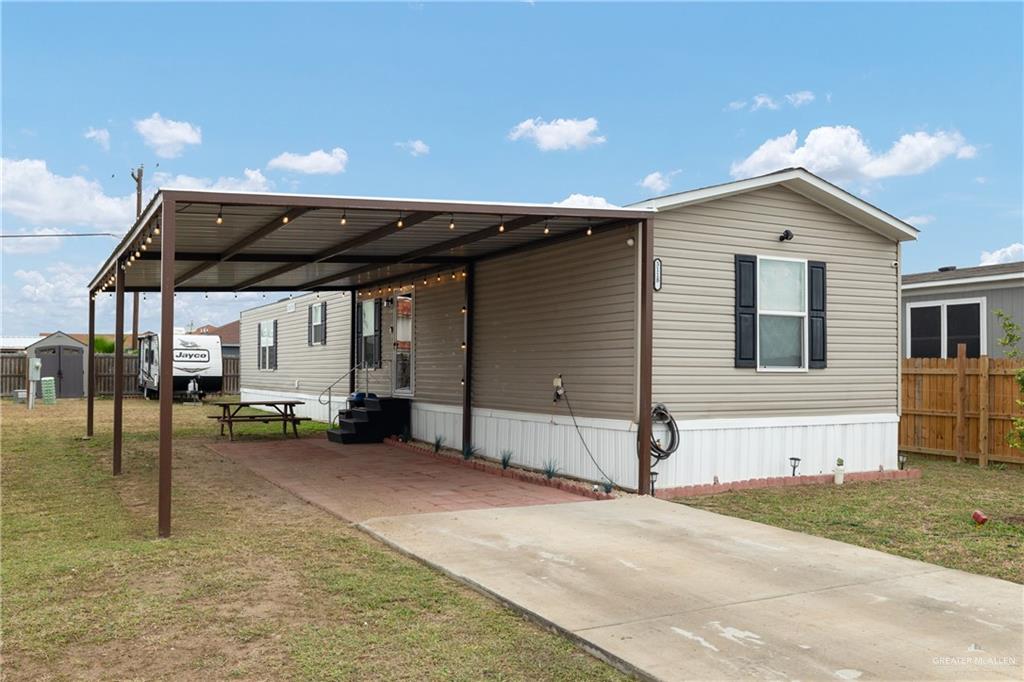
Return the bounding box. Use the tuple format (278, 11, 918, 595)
(208, 400, 308, 441)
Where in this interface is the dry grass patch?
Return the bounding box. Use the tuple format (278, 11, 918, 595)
(1, 398, 624, 681)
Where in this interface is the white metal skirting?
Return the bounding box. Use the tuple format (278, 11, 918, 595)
(240, 388, 334, 423)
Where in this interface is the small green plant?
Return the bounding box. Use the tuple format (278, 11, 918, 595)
(433, 435, 445, 453)
(542, 459, 560, 479)
(994, 309, 1024, 452)
(500, 449, 513, 469)
(835, 457, 844, 468)
(93, 337, 115, 353)
(400, 424, 412, 442)
(462, 444, 479, 460)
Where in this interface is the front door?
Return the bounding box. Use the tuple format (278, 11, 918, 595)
(393, 292, 413, 394)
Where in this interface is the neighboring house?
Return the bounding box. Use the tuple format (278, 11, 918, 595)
(193, 320, 241, 359)
(902, 261, 1024, 359)
(240, 168, 916, 489)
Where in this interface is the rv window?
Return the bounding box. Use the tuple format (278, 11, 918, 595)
(309, 302, 326, 345)
(757, 257, 807, 370)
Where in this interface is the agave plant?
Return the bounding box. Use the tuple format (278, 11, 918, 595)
(462, 444, 480, 460)
(500, 449, 513, 469)
(542, 459, 560, 480)
(433, 435, 445, 453)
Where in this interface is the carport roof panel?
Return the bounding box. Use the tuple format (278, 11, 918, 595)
(91, 188, 652, 291)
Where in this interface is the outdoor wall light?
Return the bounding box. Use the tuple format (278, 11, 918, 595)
(779, 229, 795, 242)
(789, 456, 801, 476)
(898, 452, 908, 470)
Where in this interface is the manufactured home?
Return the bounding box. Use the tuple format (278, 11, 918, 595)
(86, 167, 918, 534)
(233, 168, 916, 490)
(902, 261, 1023, 359)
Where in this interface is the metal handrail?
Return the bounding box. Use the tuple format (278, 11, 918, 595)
(318, 360, 393, 427)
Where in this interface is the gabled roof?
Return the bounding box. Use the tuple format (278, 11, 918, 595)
(903, 261, 1023, 289)
(194, 320, 240, 345)
(628, 167, 919, 243)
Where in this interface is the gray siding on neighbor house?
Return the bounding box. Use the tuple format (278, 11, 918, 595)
(413, 279, 464, 405)
(652, 185, 900, 419)
(240, 291, 351, 394)
(472, 228, 638, 420)
(902, 282, 1024, 358)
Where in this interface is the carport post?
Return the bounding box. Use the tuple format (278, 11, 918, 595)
(113, 261, 125, 475)
(158, 199, 176, 538)
(87, 295, 96, 437)
(462, 262, 475, 451)
(637, 219, 653, 495)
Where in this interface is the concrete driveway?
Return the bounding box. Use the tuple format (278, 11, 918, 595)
(361, 496, 1023, 681)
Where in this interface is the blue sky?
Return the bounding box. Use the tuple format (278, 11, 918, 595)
(2, 2, 1021, 335)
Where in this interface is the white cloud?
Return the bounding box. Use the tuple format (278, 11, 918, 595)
(154, 168, 271, 192)
(396, 139, 430, 157)
(785, 90, 815, 107)
(902, 215, 935, 227)
(750, 94, 779, 111)
(980, 242, 1024, 265)
(0, 228, 74, 255)
(554, 193, 618, 209)
(267, 148, 348, 174)
(730, 126, 977, 182)
(84, 127, 111, 151)
(508, 117, 605, 151)
(1, 158, 134, 228)
(134, 113, 202, 158)
(975, 176, 988, 184)
(14, 263, 94, 311)
(725, 100, 748, 112)
(638, 170, 681, 194)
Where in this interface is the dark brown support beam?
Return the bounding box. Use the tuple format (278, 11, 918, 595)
(158, 201, 176, 538)
(175, 207, 311, 286)
(462, 263, 475, 453)
(477, 218, 637, 263)
(637, 219, 654, 495)
(236, 212, 440, 290)
(298, 215, 546, 290)
(138, 251, 471, 265)
(113, 262, 125, 476)
(132, 293, 139, 349)
(86, 295, 96, 437)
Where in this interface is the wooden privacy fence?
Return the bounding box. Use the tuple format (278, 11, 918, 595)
(900, 346, 1024, 465)
(0, 353, 240, 397)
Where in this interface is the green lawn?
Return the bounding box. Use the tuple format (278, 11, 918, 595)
(675, 456, 1024, 583)
(1, 398, 624, 681)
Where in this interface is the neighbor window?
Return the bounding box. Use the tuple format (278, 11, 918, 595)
(258, 319, 277, 370)
(907, 299, 984, 358)
(757, 257, 807, 370)
(355, 299, 381, 368)
(308, 301, 326, 346)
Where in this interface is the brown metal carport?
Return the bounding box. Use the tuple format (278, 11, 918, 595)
(86, 189, 655, 537)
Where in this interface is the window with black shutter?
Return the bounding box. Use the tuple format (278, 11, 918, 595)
(308, 301, 326, 346)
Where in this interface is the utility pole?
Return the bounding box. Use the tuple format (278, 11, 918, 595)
(129, 165, 143, 350)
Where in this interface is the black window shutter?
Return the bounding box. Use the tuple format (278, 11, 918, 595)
(271, 320, 278, 370)
(307, 305, 313, 346)
(258, 322, 263, 370)
(374, 299, 383, 369)
(354, 300, 363, 366)
(735, 255, 757, 368)
(808, 261, 827, 368)
(321, 302, 327, 345)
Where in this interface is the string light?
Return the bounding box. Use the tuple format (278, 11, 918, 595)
(586, 226, 593, 236)
(340, 210, 347, 226)
(461, 342, 467, 351)
(449, 214, 455, 230)
(544, 223, 550, 235)
(134, 250, 141, 258)
(146, 235, 152, 244)
(215, 206, 223, 225)
(498, 215, 505, 233)
(397, 212, 404, 228)
(461, 306, 467, 314)
(282, 214, 290, 224)
(154, 224, 160, 235)
(451, 272, 456, 280)
(141, 243, 147, 251)
(436, 274, 441, 282)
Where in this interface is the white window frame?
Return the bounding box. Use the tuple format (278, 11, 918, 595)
(756, 255, 809, 373)
(309, 301, 326, 346)
(905, 296, 987, 358)
(258, 319, 276, 371)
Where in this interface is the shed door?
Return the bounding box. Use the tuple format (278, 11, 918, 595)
(59, 346, 84, 397)
(36, 347, 59, 398)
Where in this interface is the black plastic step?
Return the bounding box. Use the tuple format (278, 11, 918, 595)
(342, 408, 370, 422)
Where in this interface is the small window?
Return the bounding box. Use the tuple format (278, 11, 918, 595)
(258, 320, 277, 370)
(356, 299, 381, 368)
(308, 302, 326, 346)
(906, 299, 985, 358)
(757, 257, 807, 370)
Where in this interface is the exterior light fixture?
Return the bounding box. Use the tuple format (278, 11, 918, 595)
(449, 214, 455, 230)
(789, 457, 801, 476)
(626, 237, 635, 247)
(649, 470, 658, 496)
(340, 211, 347, 226)
(215, 207, 223, 225)
(898, 452, 908, 470)
(779, 229, 794, 242)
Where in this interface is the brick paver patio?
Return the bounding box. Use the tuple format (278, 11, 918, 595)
(209, 437, 593, 522)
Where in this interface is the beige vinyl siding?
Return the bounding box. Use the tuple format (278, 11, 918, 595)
(240, 291, 351, 394)
(653, 185, 899, 418)
(413, 280, 464, 405)
(473, 228, 637, 419)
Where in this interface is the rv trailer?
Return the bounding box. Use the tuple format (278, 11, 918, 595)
(138, 331, 223, 398)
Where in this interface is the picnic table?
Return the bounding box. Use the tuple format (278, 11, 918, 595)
(208, 400, 308, 441)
